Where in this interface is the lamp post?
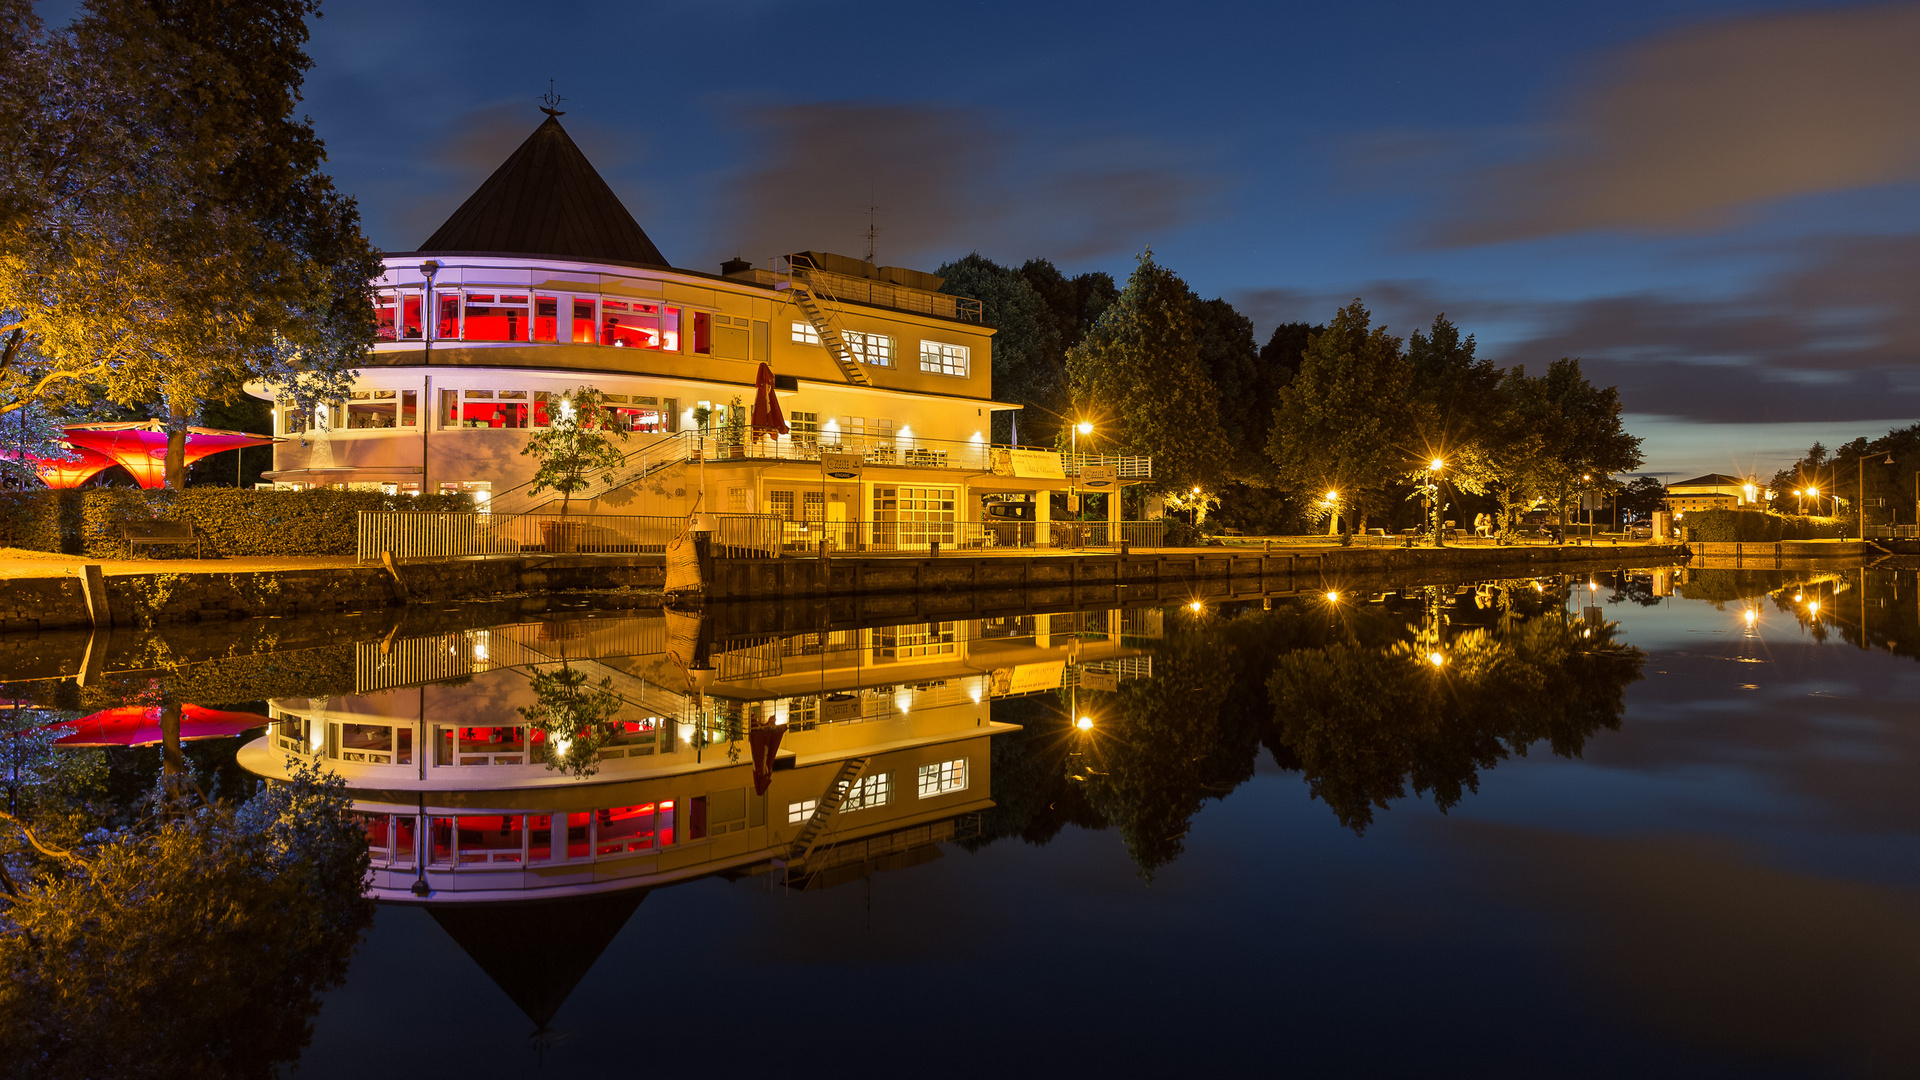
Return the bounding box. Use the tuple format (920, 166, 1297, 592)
(1071, 420, 1092, 549)
(1323, 489, 1340, 538)
(1428, 458, 1445, 546)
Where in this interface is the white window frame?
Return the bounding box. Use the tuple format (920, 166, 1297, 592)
(918, 340, 969, 377)
(846, 330, 893, 367)
(787, 799, 818, 824)
(792, 321, 821, 346)
(842, 773, 892, 812)
(916, 758, 968, 799)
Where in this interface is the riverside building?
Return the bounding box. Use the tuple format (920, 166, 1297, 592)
(254, 109, 1149, 544)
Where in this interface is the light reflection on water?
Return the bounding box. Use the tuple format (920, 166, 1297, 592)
(14, 564, 1920, 1077)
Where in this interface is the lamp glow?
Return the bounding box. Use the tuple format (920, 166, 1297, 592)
(1427, 651, 1446, 667)
(1429, 458, 1444, 471)
(1325, 590, 1340, 603)
(1076, 421, 1093, 435)
(1075, 716, 1093, 731)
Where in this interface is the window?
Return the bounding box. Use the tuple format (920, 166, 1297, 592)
(533, 295, 560, 343)
(792, 321, 821, 346)
(602, 301, 680, 350)
(462, 293, 530, 342)
(596, 802, 667, 855)
(917, 759, 968, 798)
(842, 773, 891, 812)
(846, 330, 892, 367)
(790, 411, 819, 445)
(713, 314, 750, 357)
(873, 485, 957, 546)
(787, 799, 818, 824)
(692, 311, 712, 354)
(347, 389, 398, 429)
(572, 299, 597, 343)
(456, 814, 525, 864)
(874, 622, 958, 660)
(373, 291, 423, 341)
(769, 490, 796, 521)
(919, 340, 969, 377)
(441, 389, 529, 429)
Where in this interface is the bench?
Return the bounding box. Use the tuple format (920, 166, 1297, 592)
(122, 519, 202, 559)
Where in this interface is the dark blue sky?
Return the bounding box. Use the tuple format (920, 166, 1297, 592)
(52, 0, 1920, 478)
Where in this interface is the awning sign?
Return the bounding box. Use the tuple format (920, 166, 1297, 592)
(821, 453, 863, 480)
(991, 448, 1066, 479)
(1080, 464, 1118, 489)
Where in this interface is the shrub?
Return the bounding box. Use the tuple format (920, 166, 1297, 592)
(0, 489, 469, 558)
(1683, 508, 1845, 542)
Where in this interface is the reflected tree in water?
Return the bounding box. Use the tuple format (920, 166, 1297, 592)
(0, 760, 372, 1079)
(1268, 612, 1644, 833)
(519, 663, 624, 778)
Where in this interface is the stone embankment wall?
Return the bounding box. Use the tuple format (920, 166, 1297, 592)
(0, 543, 1696, 635)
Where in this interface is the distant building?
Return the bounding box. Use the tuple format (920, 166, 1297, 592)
(1663, 473, 1757, 515)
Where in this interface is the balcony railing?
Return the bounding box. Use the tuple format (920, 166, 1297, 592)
(692, 432, 1151, 480)
(726, 264, 984, 323)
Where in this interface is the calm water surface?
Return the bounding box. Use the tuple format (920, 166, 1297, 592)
(62, 565, 1920, 1078)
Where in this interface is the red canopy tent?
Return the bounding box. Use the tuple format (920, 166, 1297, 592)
(750, 363, 788, 443)
(61, 421, 276, 490)
(42, 703, 271, 748)
(34, 444, 118, 488)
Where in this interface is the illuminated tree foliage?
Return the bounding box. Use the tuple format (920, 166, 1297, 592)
(1066, 251, 1229, 491)
(519, 386, 632, 518)
(0, 0, 381, 488)
(1266, 300, 1412, 530)
(519, 663, 626, 778)
(0, 760, 372, 1079)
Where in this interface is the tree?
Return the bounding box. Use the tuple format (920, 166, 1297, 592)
(0, 760, 372, 1078)
(519, 386, 631, 518)
(1620, 476, 1667, 519)
(1266, 300, 1411, 531)
(0, 402, 72, 490)
(1, 0, 381, 488)
(1405, 314, 1500, 463)
(1188, 294, 1265, 479)
(1065, 251, 1229, 491)
(1259, 322, 1319, 390)
(938, 254, 1056, 443)
(518, 663, 626, 778)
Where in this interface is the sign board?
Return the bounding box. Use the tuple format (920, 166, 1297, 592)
(1080, 464, 1118, 489)
(821, 453, 863, 480)
(991, 661, 1066, 696)
(1079, 669, 1119, 692)
(990, 448, 1066, 480)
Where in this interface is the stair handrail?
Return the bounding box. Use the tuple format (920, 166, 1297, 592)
(485, 429, 693, 516)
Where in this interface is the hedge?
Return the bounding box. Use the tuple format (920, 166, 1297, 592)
(1682, 507, 1845, 543)
(0, 489, 470, 558)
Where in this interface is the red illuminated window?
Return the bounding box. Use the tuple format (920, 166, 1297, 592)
(457, 814, 525, 864)
(374, 296, 397, 341)
(692, 311, 711, 354)
(572, 299, 596, 343)
(533, 295, 559, 343)
(596, 803, 657, 855)
(600, 301, 680, 350)
(436, 296, 459, 339)
(462, 294, 530, 342)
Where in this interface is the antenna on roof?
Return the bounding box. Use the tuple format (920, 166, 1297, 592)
(861, 204, 883, 263)
(540, 79, 567, 117)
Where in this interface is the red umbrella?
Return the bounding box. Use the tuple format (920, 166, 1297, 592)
(43, 703, 271, 748)
(748, 715, 786, 795)
(750, 363, 788, 443)
(62, 421, 276, 490)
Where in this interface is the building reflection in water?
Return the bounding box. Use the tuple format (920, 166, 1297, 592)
(238, 606, 1162, 903)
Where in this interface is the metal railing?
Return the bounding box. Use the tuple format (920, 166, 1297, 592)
(732, 255, 985, 323)
(691, 432, 1151, 480)
(1869, 525, 1920, 539)
(762, 518, 1166, 554)
(359, 511, 685, 561)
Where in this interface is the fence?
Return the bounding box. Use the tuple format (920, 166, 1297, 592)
(360, 510, 1165, 563)
(1870, 525, 1920, 539)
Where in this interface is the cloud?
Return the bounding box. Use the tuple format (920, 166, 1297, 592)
(711, 100, 1212, 270)
(1232, 231, 1920, 426)
(1434, 4, 1920, 246)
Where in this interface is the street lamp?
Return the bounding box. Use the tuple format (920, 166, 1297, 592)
(1069, 420, 1094, 549)
(1427, 458, 1446, 547)
(1322, 489, 1341, 538)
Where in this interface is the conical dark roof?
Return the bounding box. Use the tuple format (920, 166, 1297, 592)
(427, 888, 648, 1031)
(419, 113, 669, 268)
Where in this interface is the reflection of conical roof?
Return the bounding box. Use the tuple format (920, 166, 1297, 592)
(419, 113, 669, 268)
(427, 888, 647, 1030)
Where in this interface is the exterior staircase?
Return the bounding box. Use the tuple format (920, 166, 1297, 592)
(787, 756, 870, 863)
(780, 259, 869, 386)
(484, 430, 693, 516)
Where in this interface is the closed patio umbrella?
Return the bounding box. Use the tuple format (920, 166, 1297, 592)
(44, 703, 271, 747)
(749, 363, 787, 442)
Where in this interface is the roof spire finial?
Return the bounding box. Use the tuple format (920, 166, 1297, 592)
(540, 79, 566, 118)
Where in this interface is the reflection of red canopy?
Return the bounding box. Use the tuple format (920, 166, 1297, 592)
(750, 363, 788, 442)
(43, 703, 270, 747)
(35, 444, 118, 488)
(748, 715, 786, 795)
(62, 421, 276, 490)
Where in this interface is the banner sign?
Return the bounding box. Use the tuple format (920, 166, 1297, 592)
(821, 453, 863, 480)
(991, 448, 1066, 479)
(1080, 464, 1118, 489)
(991, 661, 1066, 696)
(1079, 669, 1119, 692)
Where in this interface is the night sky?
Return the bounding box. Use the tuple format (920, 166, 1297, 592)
(45, 0, 1920, 479)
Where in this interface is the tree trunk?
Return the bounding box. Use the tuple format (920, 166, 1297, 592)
(164, 397, 190, 490)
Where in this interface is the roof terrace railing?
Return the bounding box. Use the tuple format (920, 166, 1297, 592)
(730, 260, 984, 324)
